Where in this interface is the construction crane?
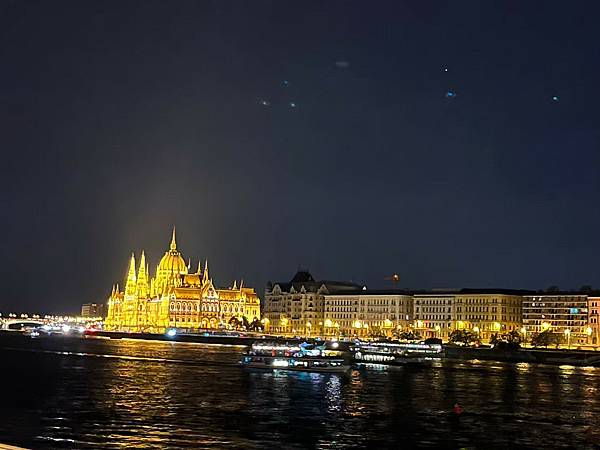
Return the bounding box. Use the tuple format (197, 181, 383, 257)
(384, 274, 400, 289)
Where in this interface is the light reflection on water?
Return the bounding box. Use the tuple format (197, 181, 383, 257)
(0, 334, 599, 449)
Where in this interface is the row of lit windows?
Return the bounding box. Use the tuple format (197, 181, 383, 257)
(168, 302, 244, 314)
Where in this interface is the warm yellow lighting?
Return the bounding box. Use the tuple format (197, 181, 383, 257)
(457, 321, 464, 329)
(384, 319, 393, 328)
(103, 228, 261, 333)
(434, 325, 441, 332)
(542, 322, 550, 331)
(564, 329, 571, 336)
(354, 320, 362, 329)
(473, 326, 480, 334)
(280, 317, 289, 327)
(306, 321, 312, 328)
(586, 326, 593, 336)
(492, 322, 501, 331)
(416, 320, 424, 328)
(520, 326, 527, 335)
(324, 319, 333, 328)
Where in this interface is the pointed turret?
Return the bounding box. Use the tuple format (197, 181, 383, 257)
(137, 251, 149, 298)
(125, 253, 137, 296)
(239, 279, 244, 290)
(170, 226, 177, 251)
(232, 280, 237, 290)
(202, 260, 209, 284)
(197, 260, 202, 275)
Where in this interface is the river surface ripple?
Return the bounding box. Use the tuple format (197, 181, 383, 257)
(1, 334, 599, 449)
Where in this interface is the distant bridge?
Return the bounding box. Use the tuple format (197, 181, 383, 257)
(0, 319, 45, 330)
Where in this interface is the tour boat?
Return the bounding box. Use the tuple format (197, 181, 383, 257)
(352, 340, 443, 366)
(241, 341, 351, 373)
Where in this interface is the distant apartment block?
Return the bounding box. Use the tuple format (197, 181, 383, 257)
(522, 293, 589, 345)
(81, 302, 105, 318)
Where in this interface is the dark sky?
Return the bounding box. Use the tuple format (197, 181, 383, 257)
(2, 1, 600, 314)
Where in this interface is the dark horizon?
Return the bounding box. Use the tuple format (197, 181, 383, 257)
(2, 1, 600, 314)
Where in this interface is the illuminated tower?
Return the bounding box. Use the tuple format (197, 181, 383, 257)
(136, 251, 149, 298)
(124, 253, 137, 297)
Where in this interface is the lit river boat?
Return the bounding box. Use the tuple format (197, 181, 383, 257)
(241, 341, 351, 373)
(352, 341, 443, 366)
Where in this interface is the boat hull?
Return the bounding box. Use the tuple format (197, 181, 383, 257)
(242, 361, 351, 373)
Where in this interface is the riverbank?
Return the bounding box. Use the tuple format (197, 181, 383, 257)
(444, 345, 600, 366)
(4, 329, 600, 367)
(87, 329, 299, 346)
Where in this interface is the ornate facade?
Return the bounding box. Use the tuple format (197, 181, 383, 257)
(105, 229, 260, 332)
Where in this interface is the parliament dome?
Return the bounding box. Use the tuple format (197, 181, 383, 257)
(157, 228, 188, 275)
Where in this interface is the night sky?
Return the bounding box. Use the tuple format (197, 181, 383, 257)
(2, 1, 600, 314)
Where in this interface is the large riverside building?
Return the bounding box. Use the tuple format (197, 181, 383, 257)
(522, 292, 592, 346)
(263, 271, 361, 335)
(105, 229, 260, 332)
(412, 292, 455, 339)
(263, 271, 600, 344)
(413, 289, 526, 340)
(323, 291, 414, 337)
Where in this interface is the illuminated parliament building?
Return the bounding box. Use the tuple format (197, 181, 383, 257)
(105, 228, 261, 332)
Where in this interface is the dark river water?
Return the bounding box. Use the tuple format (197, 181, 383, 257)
(0, 334, 599, 449)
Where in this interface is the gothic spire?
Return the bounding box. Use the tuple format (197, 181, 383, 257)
(202, 260, 209, 284)
(170, 226, 177, 251)
(137, 251, 149, 298)
(125, 253, 137, 296)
